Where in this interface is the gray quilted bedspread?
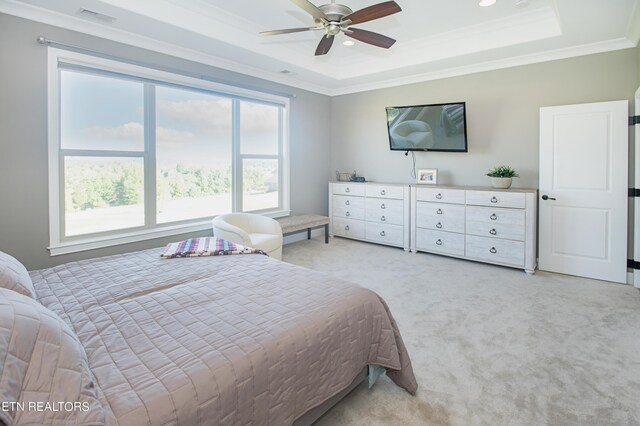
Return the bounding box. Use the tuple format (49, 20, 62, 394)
(30, 249, 417, 425)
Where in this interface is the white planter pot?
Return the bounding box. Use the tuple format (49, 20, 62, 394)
(491, 177, 512, 189)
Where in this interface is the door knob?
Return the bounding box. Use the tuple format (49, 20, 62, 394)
(541, 195, 556, 201)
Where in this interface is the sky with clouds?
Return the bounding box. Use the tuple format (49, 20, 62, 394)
(61, 70, 280, 168)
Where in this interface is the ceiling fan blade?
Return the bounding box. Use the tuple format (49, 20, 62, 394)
(342, 1, 401, 25)
(290, 0, 329, 22)
(315, 34, 334, 56)
(260, 27, 318, 36)
(345, 28, 396, 48)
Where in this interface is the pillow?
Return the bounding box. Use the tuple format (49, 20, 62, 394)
(0, 251, 35, 299)
(0, 288, 105, 426)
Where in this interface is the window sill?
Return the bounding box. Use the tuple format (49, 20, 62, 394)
(48, 210, 291, 256)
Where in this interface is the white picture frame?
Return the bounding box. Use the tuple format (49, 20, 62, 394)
(417, 168, 438, 185)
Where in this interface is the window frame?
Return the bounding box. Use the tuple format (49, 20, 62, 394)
(47, 48, 290, 256)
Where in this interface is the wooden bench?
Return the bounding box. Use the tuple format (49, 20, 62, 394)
(277, 214, 330, 244)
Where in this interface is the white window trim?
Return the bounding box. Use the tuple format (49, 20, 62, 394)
(47, 48, 290, 256)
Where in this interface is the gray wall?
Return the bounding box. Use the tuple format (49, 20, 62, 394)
(1, 11, 637, 270)
(331, 49, 638, 189)
(0, 13, 331, 269)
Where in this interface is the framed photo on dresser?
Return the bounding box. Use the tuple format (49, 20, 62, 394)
(417, 168, 438, 185)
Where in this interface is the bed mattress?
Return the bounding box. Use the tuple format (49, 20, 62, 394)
(30, 249, 417, 425)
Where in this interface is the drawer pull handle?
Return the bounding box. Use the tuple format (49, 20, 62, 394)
(345, 200, 350, 205)
(345, 187, 350, 193)
(380, 231, 386, 237)
(345, 225, 350, 231)
(381, 203, 386, 209)
(436, 239, 443, 246)
(346, 211, 350, 217)
(381, 190, 386, 195)
(436, 193, 443, 200)
(436, 222, 443, 229)
(437, 208, 443, 215)
(490, 213, 498, 221)
(489, 228, 497, 235)
(381, 216, 386, 221)
(490, 247, 497, 254)
(491, 196, 498, 203)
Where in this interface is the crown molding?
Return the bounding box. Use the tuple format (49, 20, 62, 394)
(0, 0, 332, 96)
(1, 0, 636, 99)
(328, 37, 636, 96)
(626, 0, 640, 45)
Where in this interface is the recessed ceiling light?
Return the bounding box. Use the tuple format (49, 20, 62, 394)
(478, 0, 496, 6)
(342, 40, 355, 46)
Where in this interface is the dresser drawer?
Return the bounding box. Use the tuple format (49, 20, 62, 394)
(466, 205, 525, 241)
(332, 195, 365, 220)
(365, 184, 404, 200)
(466, 221, 525, 241)
(332, 218, 365, 239)
(415, 202, 465, 233)
(415, 229, 465, 256)
(465, 235, 525, 266)
(416, 187, 465, 204)
(332, 183, 365, 196)
(365, 198, 404, 225)
(465, 190, 525, 209)
(466, 206, 525, 226)
(365, 222, 404, 246)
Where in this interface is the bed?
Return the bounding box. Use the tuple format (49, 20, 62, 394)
(1, 248, 417, 425)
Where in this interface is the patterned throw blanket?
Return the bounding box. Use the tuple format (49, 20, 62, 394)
(161, 237, 268, 259)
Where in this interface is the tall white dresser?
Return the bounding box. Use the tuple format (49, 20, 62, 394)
(329, 182, 410, 251)
(411, 186, 537, 274)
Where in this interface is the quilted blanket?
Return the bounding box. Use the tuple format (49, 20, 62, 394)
(160, 237, 267, 258)
(29, 249, 417, 425)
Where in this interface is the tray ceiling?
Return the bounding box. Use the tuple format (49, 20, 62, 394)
(1, 0, 638, 95)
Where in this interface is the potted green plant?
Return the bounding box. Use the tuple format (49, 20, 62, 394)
(486, 165, 519, 189)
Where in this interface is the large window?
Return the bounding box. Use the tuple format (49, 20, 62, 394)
(48, 49, 289, 255)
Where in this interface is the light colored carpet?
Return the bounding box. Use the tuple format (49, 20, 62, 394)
(283, 237, 640, 426)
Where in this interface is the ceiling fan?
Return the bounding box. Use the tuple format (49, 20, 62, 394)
(260, 0, 402, 56)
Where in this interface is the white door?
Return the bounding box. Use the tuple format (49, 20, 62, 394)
(539, 100, 628, 283)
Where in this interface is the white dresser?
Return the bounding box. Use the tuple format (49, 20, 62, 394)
(329, 182, 410, 251)
(411, 186, 537, 274)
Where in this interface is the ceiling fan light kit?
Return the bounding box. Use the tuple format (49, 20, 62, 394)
(260, 0, 402, 56)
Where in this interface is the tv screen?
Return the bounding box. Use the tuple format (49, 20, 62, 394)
(385, 102, 468, 152)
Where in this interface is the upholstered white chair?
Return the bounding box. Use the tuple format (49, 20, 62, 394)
(212, 213, 283, 260)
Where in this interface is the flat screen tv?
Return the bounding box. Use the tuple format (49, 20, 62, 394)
(385, 102, 468, 152)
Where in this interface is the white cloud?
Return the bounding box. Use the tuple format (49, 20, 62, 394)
(240, 102, 279, 134)
(156, 99, 279, 134)
(81, 122, 195, 144)
(157, 127, 195, 143)
(82, 122, 144, 141)
(157, 99, 232, 132)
